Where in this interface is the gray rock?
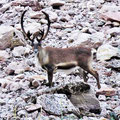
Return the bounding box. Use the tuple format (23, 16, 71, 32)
(37, 82, 100, 117)
(70, 90, 101, 114)
(37, 94, 78, 116)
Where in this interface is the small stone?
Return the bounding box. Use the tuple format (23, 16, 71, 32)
(12, 46, 27, 57)
(81, 27, 89, 33)
(98, 95, 106, 101)
(32, 80, 40, 88)
(0, 50, 10, 61)
(25, 104, 42, 112)
(48, 11, 58, 22)
(50, 0, 65, 7)
(51, 23, 62, 29)
(0, 99, 6, 105)
(112, 22, 120, 27)
(14, 74, 24, 79)
(17, 110, 27, 118)
(5, 69, 14, 75)
(100, 117, 108, 120)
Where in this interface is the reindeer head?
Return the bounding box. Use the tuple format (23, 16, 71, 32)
(21, 10, 51, 54)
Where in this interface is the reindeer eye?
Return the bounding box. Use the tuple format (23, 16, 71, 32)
(27, 40, 34, 46)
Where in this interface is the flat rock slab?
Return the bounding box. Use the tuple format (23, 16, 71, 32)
(101, 12, 120, 22)
(96, 88, 116, 97)
(25, 104, 42, 113)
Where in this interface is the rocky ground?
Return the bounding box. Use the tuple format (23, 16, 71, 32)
(0, 0, 120, 120)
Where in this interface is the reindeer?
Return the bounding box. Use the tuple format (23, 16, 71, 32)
(21, 10, 101, 89)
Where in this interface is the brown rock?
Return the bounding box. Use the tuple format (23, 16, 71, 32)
(101, 11, 120, 22)
(96, 88, 116, 96)
(50, 0, 65, 7)
(32, 80, 40, 88)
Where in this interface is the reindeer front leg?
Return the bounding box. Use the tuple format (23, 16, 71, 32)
(83, 71, 89, 82)
(42, 64, 55, 88)
(47, 69, 54, 88)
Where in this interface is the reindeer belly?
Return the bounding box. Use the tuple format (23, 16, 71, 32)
(56, 61, 79, 74)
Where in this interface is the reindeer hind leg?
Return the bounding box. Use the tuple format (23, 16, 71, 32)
(87, 67, 101, 89)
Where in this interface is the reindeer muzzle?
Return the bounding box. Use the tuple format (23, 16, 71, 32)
(33, 44, 39, 54)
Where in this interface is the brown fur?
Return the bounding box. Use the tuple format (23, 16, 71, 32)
(21, 10, 101, 89)
(37, 46, 101, 89)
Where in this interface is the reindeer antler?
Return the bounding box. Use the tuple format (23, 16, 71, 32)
(21, 10, 51, 44)
(21, 10, 33, 41)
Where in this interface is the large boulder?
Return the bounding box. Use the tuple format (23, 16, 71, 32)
(37, 82, 101, 117)
(0, 26, 26, 50)
(96, 44, 119, 61)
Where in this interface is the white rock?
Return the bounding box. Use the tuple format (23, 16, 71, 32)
(37, 94, 77, 115)
(46, 11, 58, 22)
(25, 104, 42, 112)
(0, 26, 14, 50)
(0, 26, 14, 35)
(9, 82, 22, 91)
(91, 32, 105, 42)
(25, 22, 42, 34)
(100, 5, 120, 13)
(98, 95, 106, 101)
(0, 78, 12, 88)
(0, 50, 10, 61)
(106, 27, 120, 35)
(12, 46, 25, 57)
(96, 44, 119, 61)
(51, 23, 62, 29)
(0, 3, 11, 13)
(12, 46, 30, 57)
(70, 31, 91, 46)
(17, 110, 27, 117)
(6, 61, 30, 74)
